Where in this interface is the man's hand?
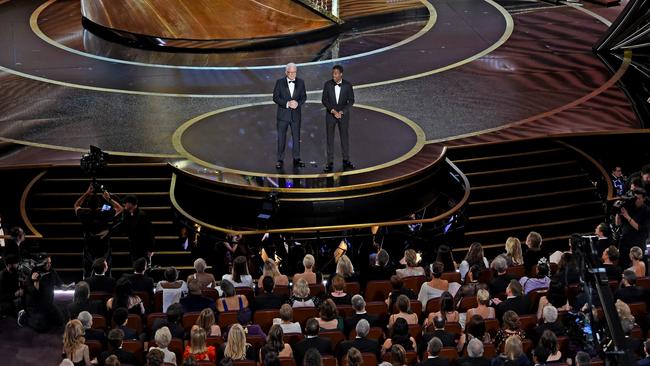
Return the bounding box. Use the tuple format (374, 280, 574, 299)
(288, 100, 298, 109)
(621, 207, 631, 220)
(86, 184, 94, 194)
(102, 191, 111, 201)
(31, 272, 39, 281)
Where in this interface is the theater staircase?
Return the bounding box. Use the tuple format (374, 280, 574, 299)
(446, 139, 610, 258)
(21, 162, 192, 282)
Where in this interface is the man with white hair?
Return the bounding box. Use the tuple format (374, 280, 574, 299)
(533, 305, 566, 341)
(338, 319, 380, 360)
(344, 294, 379, 334)
(456, 338, 490, 366)
(273, 62, 307, 170)
(418, 337, 448, 366)
(78, 311, 106, 344)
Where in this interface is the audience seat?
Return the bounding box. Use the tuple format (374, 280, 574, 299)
(319, 330, 346, 351)
(233, 361, 256, 366)
(637, 277, 650, 290)
(122, 340, 144, 365)
(444, 322, 462, 336)
(522, 339, 533, 355)
(235, 287, 255, 305)
(146, 312, 167, 334)
(556, 336, 569, 355)
(112, 314, 143, 334)
(154, 291, 163, 313)
(608, 280, 619, 293)
(349, 327, 385, 341)
(89, 291, 112, 304)
(273, 286, 291, 297)
(439, 347, 459, 362)
(365, 281, 393, 301)
(293, 307, 319, 327)
(92, 314, 107, 330)
(402, 276, 425, 293)
(506, 266, 525, 279)
(253, 309, 280, 333)
(483, 343, 496, 358)
(478, 270, 494, 284)
(206, 336, 225, 348)
(283, 333, 304, 345)
(246, 335, 266, 352)
(85, 340, 102, 361)
(346, 282, 361, 295)
(382, 350, 418, 365)
(440, 272, 461, 283)
(485, 319, 500, 338)
(182, 311, 202, 334)
(424, 297, 441, 315)
(197, 361, 216, 366)
(526, 289, 548, 314)
(279, 357, 297, 366)
(518, 314, 538, 333)
(309, 284, 326, 298)
(457, 296, 478, 313)
(628, 302, 646, 320)
(337, 305, 355, 318)
(202, 288, 219, 301)
(218, 311, 240, 329)
(408, 324, 421, 341)
(366, 302, 389, 319)
(322, 355, 337, 366)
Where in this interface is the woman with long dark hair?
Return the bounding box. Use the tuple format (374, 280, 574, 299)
(459, 242, 489, 281)
(381, 317, 416, 355)
(222, 256, 253, 288)
(435, 245, 457, 272)
(424, 291, 459, 328)
(107, 277, 144, 315)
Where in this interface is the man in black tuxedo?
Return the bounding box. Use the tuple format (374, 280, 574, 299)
(99, 328, 138, 366)
(345, 295, 379, 335)
(293, 318, 333, 366)
(125, 257, 154, 304)
(121, 195, 155, 265)
(321, 64, 355, 172)
(113, 307, 138, 340)
(417, 337, 449, 366)
(78, 311, 107, 346)
(422, 316, 456, 348)
(488, 257, 515, 296)
(273, 62, 307, 169)
(254, 276, 287, 311)
(615, 269, 646, 304)
(180, 278, 215, 313)
(85, 257, 116, 293)
(338, 319, 380, 360)
(455, 338, 491, 366)
(494, 280, 531, 321)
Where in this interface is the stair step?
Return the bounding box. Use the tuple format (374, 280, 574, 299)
(453, 148, 569, 173)
(452, 148, 565, 164)
(469, 174, 591, 201)
(464, 215, 603, 240)
(464, 161, 581, 187)
(468, 187, 597, 212)
(447, 140, 557, 161)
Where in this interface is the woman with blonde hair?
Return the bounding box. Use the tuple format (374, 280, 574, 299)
(257, 259, 289, 288)
(289, 278, 321, 308)
(501, 237, 523, 267)
(396, 249, 424, 278)
(492, 336, 529, 365)
(628, 246, 646, 277)
(149, 326, 177, 365)
(195, 308, 221, 337)
(335, 254, 357, 282)
(293, 254, 319, 284)
(466, 288, 495, 319)
(219, 324, 254, 361)
(62, 319, 91, 366)
(187, 258, 216, 289)
(183, 326, 216, 361)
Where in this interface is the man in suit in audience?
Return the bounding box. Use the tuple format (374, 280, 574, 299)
(422, 316, 456, 348)
(180, 278, 215, 313)
(362, 249, 394, 285)
(345, 295, 379, 335)
(151, 303, 185, 340)
(293, 318, 333, 366)
(85, 257, 115, 293)
(273, 62, 307, 170)
(338, 319, 380, 360)
(594, 223, 612, 255)
(99, 328, 137, 366)
(615, 270, 646, 304)
(78, 311, 106, 346)
(112, 307, 138, 340)
(417, 337, 449, 366)
(456, 338, 491, 366)
(494, 280, 531, 321)
(125, 257, 154, 302)
(254, 276, 287, 311)
(488, 257, 515, 296)
(637, 339, 650, 366)
(602, 246, 623, 281)
(533, 305, 565, 342)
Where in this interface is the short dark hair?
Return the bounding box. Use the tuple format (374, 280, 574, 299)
(305, 318, 319, 336)
(433, 316, 445, 329)
(332, 65, 344, 73)
(606, 245, 620, 262)
(537, 262, 549, 277)
(123, 195, 138, 205)
(112, 307, 128, 326)
(575, 351, 591, 366)
(93, 257, 106, 274)
(107, 328, 124, 349)
(147, 348, 164, 366)
(164, 267, 178, 282)
(533, 346, 550, 363)
(623, 269, 637, 285)
(167, 303, 184, 323)
(133, 257, 147, 273)
(262, 276, 275, 293)
(4, 254, 18, 265)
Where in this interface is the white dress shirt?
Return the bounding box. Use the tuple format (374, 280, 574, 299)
(335, 82, 341, 104)
(286, 78, 295, 108)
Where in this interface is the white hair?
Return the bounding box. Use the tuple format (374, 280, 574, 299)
(543, 305, 558, 323)
(77, 311, 92, 329)
(467, 338, 484, 357)
(286, 63, 297, 72)
(194, 258, 207, 273)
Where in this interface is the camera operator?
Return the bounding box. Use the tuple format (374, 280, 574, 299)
(0, 254, 21, 317)
(75, 184, 123, 278)
(3, 227, 29, 261)
(17, 254, 65, 332)
(119, 195, 155, 265)
(615, 188, 650, 268)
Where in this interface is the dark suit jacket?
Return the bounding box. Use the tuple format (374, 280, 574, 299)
(615, 286, 646, 304)
(85, 327, 107, 345)
(294, 336, 333, 366)
(273, 77, 307, 122)
(99, 348, 138, 366)
(533, 321, 566, 342)
(180, 294, 216, 313)
(418, 357, 450, 366)
(321, 79, 355, 122)
(423, 329, 456, 348)
(489, 274, 515, 296)
(151, 318, 184, 340)
(85, 274, 116, 293)
(455, 356, 491, 366)
(338, 337, 380, 360)
(637, 356, 650, 366)
(344, 313, 379, 335)
(67, 299, 105, 319)
(496, 296, 531, 321)
(117, 325, 138, 340)
(604, 264, 623, 282)
(126, 273, 155, 299)
(254, 292, 287, 311)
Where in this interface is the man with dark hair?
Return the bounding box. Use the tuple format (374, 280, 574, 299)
(532, 346, 550, 366)
(616, 188, 650, 268)
(112, 307, 138, 340)
(273, 62, 307, 170)
(99, 328, 137, 366)
(417, 337, 448, 366)
(18, 254, 64, 332)
(338, 319, 380, 360)
(180, 278, 215, 312)
(120, 195, 155, 265)
(602, 246, 623, 281)
(638, 340, 650, 366)
(422, 316, 455, 348)
(321, 64, 355, 172)
(151, 302, 184, 339)
(494, 280, 531, 320)
(615, 269, 645, 304)
(612, 166, 627, 197)
(126, 257, 154, 303)
(575, 351, 591, 366)
(0, 254, 20, 317)
(254, 276, 286, 310)
(85, 257, 115, 293)
(595, 222, 612, 255)
(362, 249, 394, 284)
(293, 318, 332, 366)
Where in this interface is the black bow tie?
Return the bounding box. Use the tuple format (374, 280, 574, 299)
(288, 80, 295, 84)
(335, 82, 342, 87)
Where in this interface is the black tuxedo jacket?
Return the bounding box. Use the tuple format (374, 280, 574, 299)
(417, 357, 450, 366)
(496, 296, 531, 321)
(344, 313, 379, 335)
(321, 79, 355, 122)
(615, 285, 646, 304)
(293, 336, 332, 366)
(85, 327, 107, 345)
(455, 356, 491, 366)
(423, 329, 456, 348)
(273, 77, 307, 122)
(254, 293, 287, 311)
(338, 337, 380, 360)
(99, 348, 138, 366)
(85, 274, 116, 293)
(126, 273, 155, 299)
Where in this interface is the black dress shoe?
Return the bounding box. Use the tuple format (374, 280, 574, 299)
(293, 159, 305, 167)
(323, 163, 333, 172)
(343, 160, 355, 170)
(275, 160, 283, 169)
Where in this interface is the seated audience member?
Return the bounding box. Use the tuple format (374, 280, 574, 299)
(539, 330, 562, 363)
(317, 298, 344, 331)
(180, 279, 215, 313)
(67, 281, 104, 319)
(63, 319, 92, 366)
(494, 311, 526, 350)
(258, 259, 289, 288)
(86, 257, 116, 293)
(107, 277, 145, 315)
(382, 318, 417, 355)
(622, 317, 642, 355)
(459, 242, 489, 282)
(339, 319, 380, 359)
(156, 267, 188, 313)
(523, 231, 545, 274)
(418, 338, 448, 366)
(151, 303, 185, 340)
(536, 279, 570, 319)
(216, 279, 250, 314)
(602, 246, 623, 282)
(127, 257, 155, 302)
(615, 269, 646, 304)
(456, 338, 490, 366)
(264, 351, 281, 366)
(273, 304, 302, 334)
(255, 276, 287, 311)
(222, 256, 254, 288)
(303, 348, 323, 366)
(78, 311, 106, 345)
(519, 262, 551, 294)
(492, 336, 529, 366)
(329, 274, 352, 305)
(499, 237, 524, 267)
(184, 327, 216, 362)
(289, 278, 321, 308)
(293, 318, 333, 366)
(386, 275, 417, 309)
(467, 289, 495, 319)
(0, 254, 20, 317)
(575, 351, 591, 366)
(149, 326, 177, 365)
(457, 315, 491, 353)
(388, 295, 418, 328)
(532, 346, 550, 366)
(396, 249, 425, 278)
(628, 246, 646, 278)
(418, 262, 449, 307)
(637, 339, 650, 366)
(99, 329, 136, 366)
(594, 223, 612, 255)
(146, 349, 164, 366)
(422, 316, 456, 348)
(390, 344, 407, 366)
(425, 291, 459, 327)
(533, 305, 565, 341)
(260, 324, 292, 360)
(292, 254, 320, 285)
(435, 245, 457, 273)
(363, 249, 394, 284)
(494, 280, 530, 320)
(334, 255, 358, 283)
(345, 294, 379, 335)
(195, 308, 221, 337)
(346, 348, 363, 366)
(112, 307, 138, 340)
(187, 258, 216, 289)
(217, 323, 256, 362)
(102, 356, 119, 366)
(488, 257, 515, 296)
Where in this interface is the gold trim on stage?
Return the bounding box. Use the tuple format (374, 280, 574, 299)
(20, 170, 46, 239)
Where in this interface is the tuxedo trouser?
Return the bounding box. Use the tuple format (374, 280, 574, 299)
(326, 117, 349, 163)
(277, 119, 301, 161)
